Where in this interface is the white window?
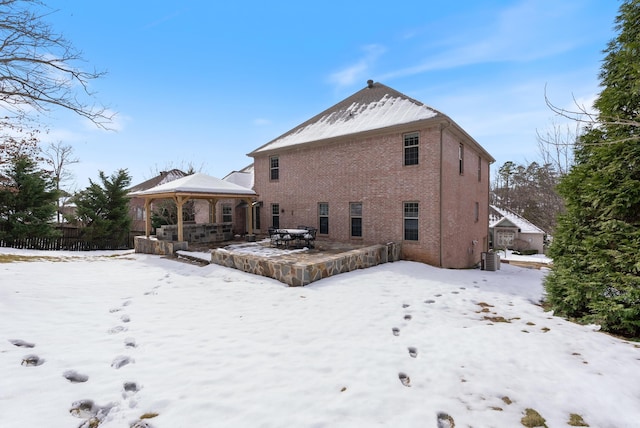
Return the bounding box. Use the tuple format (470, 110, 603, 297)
(496, 230, 515, 247)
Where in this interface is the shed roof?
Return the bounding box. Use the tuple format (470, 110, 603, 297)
(489, 205, 545, 234)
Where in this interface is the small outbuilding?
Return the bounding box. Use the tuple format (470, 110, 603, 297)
(489, 205, 545, 254)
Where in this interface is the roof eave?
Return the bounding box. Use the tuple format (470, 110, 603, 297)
(248, 116, 449, 157)
(248, 115, 495, 164)
(128, 190, 257, 199)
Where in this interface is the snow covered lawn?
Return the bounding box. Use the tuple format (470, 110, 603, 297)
(1, 248, 639, 427)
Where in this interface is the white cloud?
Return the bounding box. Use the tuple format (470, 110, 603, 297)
(253, 118, 271, 126)
(380, 0, 584, 81)
(328, 44, 386, 88)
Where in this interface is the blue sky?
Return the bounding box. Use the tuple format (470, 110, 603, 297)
(36, 0, 620, 190)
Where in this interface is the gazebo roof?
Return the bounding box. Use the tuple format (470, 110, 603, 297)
(128, 172, 256, 199)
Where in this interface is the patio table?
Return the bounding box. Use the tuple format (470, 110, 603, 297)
(270, 228, 316, 248)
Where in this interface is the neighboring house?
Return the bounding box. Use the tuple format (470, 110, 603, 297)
(247, 80, 495, 268)
(489, 205, 545, 253)
(128, 169, 187, 233)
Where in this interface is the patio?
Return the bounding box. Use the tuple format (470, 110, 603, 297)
(198, 238, 402, 287)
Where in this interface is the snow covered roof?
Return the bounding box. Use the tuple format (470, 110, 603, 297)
(128, 173, 256, 197)
(128, 169, 186, 193)
(489, 205, 544, 234)
(222, 164, 254, 190)
(249, 81, 442, 154)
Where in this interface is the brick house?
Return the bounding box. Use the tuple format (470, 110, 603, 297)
(247, 80, 495, 268)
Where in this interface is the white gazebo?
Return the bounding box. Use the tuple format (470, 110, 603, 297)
(128, 173, 257, 242)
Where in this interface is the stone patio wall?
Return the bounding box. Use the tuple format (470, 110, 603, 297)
(211, 242, 401, 287)
(134, 236, 188, 256)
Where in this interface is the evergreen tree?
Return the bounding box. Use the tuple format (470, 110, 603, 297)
(75, 169, 132, 245)
(0, 155, 59, 241)
(545, 0, 640, 337)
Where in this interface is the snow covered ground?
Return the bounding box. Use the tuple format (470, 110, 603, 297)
(1, 247, 639, 428)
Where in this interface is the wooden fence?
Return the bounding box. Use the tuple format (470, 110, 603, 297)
(0, 228, 138, 251)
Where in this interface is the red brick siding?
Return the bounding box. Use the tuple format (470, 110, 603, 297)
(253, 123, 490, 268)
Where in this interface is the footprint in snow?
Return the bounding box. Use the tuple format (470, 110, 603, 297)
(402, 303, 410, 308)
(392, 327, 400, 336)
(21, 354, 44, 366)
(404, 314, 412, 321)
(108, 325, 127, 334)
(121, 314, 131, 323)
(124, 337, 137, 348)
(123, 381, 140, 393)
(111, 355, 134, 369)
(69, 399, 114, 426)
(69, 399, 99, 418)
(424, 299, 436, 304)
(122, 381, 141, 403)
(408, 347, 418, 358)
(63, 370, 89, 383)
(398, 372, 411, 387)
(9, 339, 35, 348)
(436, 412, 455, 428)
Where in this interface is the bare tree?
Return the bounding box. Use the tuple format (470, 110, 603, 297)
(544, 86, 640, 146)
(536, 120, 578, 176)
(42, 141, 78, 224)
(0, 0, 113, 127)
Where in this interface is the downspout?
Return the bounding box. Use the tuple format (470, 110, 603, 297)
(486, 160, 493, 253)
(439, 120, 450, 267)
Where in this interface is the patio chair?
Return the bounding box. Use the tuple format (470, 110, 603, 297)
(303, 228, 316, 248)
(280, 233, 292, 248)
(269, 229, 281, 247)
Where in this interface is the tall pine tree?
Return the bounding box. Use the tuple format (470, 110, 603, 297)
(545, 0, 640, 337)
(0, 156, 59, 241)
(74, 169, 132, 246)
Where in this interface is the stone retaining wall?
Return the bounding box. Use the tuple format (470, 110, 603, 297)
(211, 242, 401, 287)
(134, 236, 188, 256)
(156, 222, 233, 243)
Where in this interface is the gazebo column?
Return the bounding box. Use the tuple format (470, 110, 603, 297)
(144, 198, 153, 237)
(245, 197, 254, 235)
(175, 195, 190, 242)
(208, 198, 218, 223)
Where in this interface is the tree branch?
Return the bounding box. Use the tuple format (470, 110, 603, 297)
(0, 0, 114, 128)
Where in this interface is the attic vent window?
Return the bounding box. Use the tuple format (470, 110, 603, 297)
(367, 79, 374, 88)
